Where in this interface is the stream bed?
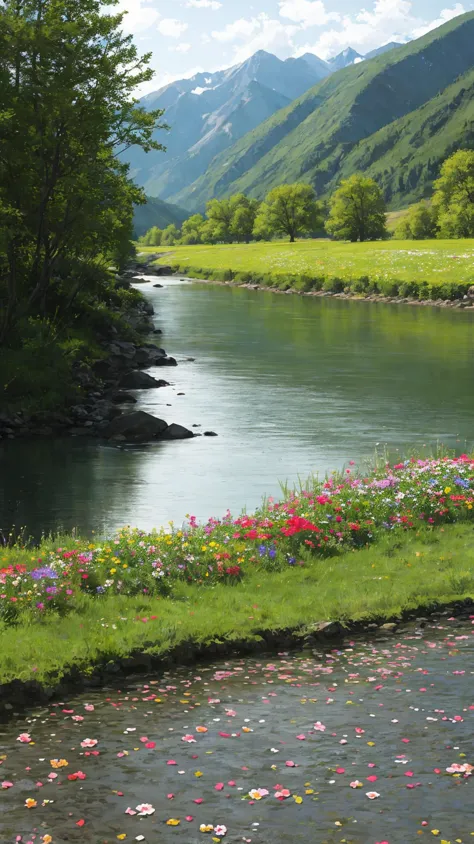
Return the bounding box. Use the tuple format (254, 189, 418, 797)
(1, 617, 473, 843)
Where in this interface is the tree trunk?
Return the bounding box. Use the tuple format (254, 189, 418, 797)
(290, 234, 295, 243)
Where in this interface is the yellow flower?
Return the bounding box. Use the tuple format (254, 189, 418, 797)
(110, 568, 116, 574)
(305, 789, 314, 794)
(122, 564, 128, 569)
(445, 487, 451, 494)
(50, 758, 68, 768)
(166, 819, 180, 826)
(42, 837, 53, 844)
(294, 795, 303, 804)
(195, 770, 203, 777)
(201, 545, 208, 551)
(117, 836, 127, 841)
(25, 798, 37, 808)
(200, 825, 214, 833)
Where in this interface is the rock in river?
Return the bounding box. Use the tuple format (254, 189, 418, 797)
(103, 412, 168, 441)
(119, 371, 169, 389)
(162, 423, 194, 440)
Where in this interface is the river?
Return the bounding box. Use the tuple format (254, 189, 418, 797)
(1, 617, 473, 843)
(1, 277, 474, 538)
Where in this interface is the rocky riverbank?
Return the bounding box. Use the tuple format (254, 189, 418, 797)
(0, 259, 193, 443)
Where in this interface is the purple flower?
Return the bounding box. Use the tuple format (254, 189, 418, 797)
(31, 566, 58, 581)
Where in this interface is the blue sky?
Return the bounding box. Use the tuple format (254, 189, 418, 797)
(113, 0, 473, 91)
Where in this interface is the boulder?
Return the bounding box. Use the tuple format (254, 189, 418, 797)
(109, 392, 137, 404)
(154, 265, 173, 276)
(153, 283, 163, 288)
(103, 411, 169, 441)
(204, 430, 218, 437)
(119, 371, 169, 389)
(154, 356, 177, 367)
(161, 423, 194, 440)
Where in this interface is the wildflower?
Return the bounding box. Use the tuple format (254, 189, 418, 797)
(248, 788, 269, 799)
(200, 824, 214, 833)
(214, 826, 227, 837)
(17, 732, 32, 743)
(166, 819, 180, 826)
(366, 791, 380, 799)
(25, 798, 37, 808)
(80, 738, 98, 748)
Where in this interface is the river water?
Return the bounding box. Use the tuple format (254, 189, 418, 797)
(1, 277, 474, 538)
(1, 617, 473, 843)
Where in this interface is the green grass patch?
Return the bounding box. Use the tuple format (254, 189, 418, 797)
(0, 523, 473, 688)
(156, 239, 474, 301)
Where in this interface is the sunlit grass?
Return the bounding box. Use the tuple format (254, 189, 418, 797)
(154, 239, 474, 300)
(1, 523, 473, 687)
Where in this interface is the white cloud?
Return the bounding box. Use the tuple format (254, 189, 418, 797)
(279, 0, 340, 27)
(115, 0, 160, 33)
(157, 18, 189, 38)
(186, 0, 222, 8)
(296, 0, 466, 60)
(211, 13, 298, 62)
(170, 42, 192, 53)
(411, 3, 465, 38)
(211, 17, 261, 42)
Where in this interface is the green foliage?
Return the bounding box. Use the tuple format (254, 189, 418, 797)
(0, 0, 167, 396)
(432, 149, 474, 238)
(394, 202, 438, 240)
(253, 183, 322, 242)
(161, 223, 181, 246)
(181, 214, 206, 245)
(139, 226, 163, 246)
(326, 175, 387, 242)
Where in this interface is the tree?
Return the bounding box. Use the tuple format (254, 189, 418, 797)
(139, 226, 163, 246)
(230, 196, 260, 243)
(394, 203, 437, 240)
(253, 183, 321, 242)
(326, 175, 387, 242)
(181, 214, 205, 245)
(0, 0, 167, 341)
(432, 150, 474, 238)
(205, 198, 234, 243)
(161, 224, 180, 246)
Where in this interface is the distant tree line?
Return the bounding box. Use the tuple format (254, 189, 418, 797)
(140, 150, 474, 247)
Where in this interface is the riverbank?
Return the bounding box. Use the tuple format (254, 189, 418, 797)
(0, 259, 181, 442)
(148, 239, 474, 307)
(1, 454, 474, 706)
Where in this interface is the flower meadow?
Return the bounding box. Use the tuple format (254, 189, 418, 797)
(2, 455, 474, 627)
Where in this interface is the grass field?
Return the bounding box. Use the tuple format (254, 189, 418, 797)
(148, 239, 474, 300)
(2, 455, 474, 690)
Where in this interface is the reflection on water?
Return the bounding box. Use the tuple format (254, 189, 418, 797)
(0, 618, 473, 842)
(1, 278, 474, 538)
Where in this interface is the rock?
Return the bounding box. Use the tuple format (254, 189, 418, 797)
(103, 411, 169, 441)
(153, 283, 163, 288)
(133, 346, 167, 366)
(380, 622, 397, 632)
(204, 430, 218, 437)
(177, 392, 185, 396)
(154, 265, 173, 276)
(192, 424, 201, 428)
(154, 356, 177, 367)
(119, 371, 169, 389)
(109, 392, 137, 404)
(308, 621, 343, 637)
(161, 423, 194, 440)
(110, 434, 126, 442)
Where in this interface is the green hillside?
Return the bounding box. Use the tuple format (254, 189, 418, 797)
(132, 195, 189, 237)
(176, 12, 474, 211)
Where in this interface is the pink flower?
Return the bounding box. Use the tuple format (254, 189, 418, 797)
(296, 734, 306, 740)
(214, 826, 227, 837)
(17, 733, 31, 743)
(125, 807, 137, 815)
(84, 704, 94, 711)
(71, 715, 84, 722)
(80, 738, 98, 748)
(136, 803, 155, 816)
(1, 781, 13, 789)
(275, 789, 291, 799)
(350, 780, 363, 788)
(366, 791, 380, 799)
(181, 734, 196, 743)
(367, 775, 378, 782)
(314, 721, 326, 732)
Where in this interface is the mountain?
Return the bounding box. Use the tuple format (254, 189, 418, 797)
(365, 42, 404, 59)
(124, 50, 328, 205)
(132, 196, 188, 237)
(177, 12, 474, 211)
(328, 47, 364, 70)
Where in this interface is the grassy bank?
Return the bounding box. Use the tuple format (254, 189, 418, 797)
(149, 239, 474, 301)
(2, 455, 474, 690)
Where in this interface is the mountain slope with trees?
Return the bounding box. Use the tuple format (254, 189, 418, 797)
(178, 12, 474, 211)
(133, 196, 188, 237)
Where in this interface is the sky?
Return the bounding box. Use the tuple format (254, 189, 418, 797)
(112, 0, 474, 92)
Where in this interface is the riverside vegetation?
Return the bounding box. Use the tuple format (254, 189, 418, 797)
(2, 454, 474, 693)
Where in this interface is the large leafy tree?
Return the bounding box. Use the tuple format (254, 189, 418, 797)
(0, 0, 166, 340)
(253, 184, 321, 243)
(205, 198, 234, 243)
(326, 175, 387, 242)
(230, 195, 260, 244)
(181, 214, 205, 245)
(432, 150, 474, 238)
(394, 202, 438, 240)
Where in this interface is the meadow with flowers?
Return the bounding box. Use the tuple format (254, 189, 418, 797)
(148, 239, 474, 301)
(1, 454, 474, 688)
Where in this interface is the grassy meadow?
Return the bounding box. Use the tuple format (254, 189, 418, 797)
(2, 455, 474, 690)
(148, 239, 474, 300)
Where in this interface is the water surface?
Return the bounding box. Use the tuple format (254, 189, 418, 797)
(1, 618, 473, 843)
(1, 278, 474, 537)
